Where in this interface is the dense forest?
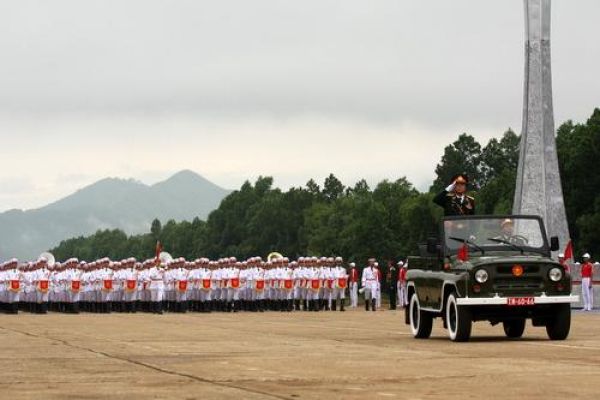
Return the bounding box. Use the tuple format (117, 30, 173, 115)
(52, 109, 600, 265)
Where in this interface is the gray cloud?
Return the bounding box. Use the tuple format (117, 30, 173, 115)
(0, 0, 598, 211)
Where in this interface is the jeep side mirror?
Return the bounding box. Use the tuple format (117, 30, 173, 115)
(550, 236, 560, 252)
(426, 237, 439, 255)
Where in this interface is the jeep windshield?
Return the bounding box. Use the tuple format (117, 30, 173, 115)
(443, 216, 547, 256)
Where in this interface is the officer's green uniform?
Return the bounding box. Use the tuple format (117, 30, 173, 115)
(433, 191, 475, 216)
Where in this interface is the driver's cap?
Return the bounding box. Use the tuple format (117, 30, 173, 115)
(501, 218, 513, 227)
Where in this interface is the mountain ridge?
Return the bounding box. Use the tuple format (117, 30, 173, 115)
(0, 170, 231, 260)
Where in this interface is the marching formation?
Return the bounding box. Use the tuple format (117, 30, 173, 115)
(0, 253, 410, 315)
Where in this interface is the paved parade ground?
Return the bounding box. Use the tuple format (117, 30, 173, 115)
(1, 310, 599, 400)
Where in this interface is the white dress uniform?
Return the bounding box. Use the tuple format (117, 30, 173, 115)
(306, 267, 320, 311)
(66, 267, 82, 312)
(122, 267, 138, 311)
(280, 266, 294, 311)
(254, 266, 266, 311)
(361, 266, 378, 311)
(348, 266, 359, 308)
(292, 267, 303, 311)
(98, 267, 114, 313)
(148, 266, 165, 314)
(5, 266, 22, 313)
(34, 267, 51, 312)
(332, 265, 348, 311)
(174, 266, 189, 312)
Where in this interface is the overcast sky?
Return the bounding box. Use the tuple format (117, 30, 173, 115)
(1, 0, 598, 212)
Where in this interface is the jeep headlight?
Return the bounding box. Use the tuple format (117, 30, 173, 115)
(475, 269, 489, 283)
(549, 267, 563, 282)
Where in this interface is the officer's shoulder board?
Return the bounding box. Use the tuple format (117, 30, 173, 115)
(466, 195, 475, 201)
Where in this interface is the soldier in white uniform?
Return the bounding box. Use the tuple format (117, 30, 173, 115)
(173, 258, 189, 313)
(121, 258, 138, 313)
(35, 259, 50, 314)
(280, 259, 294, 312)
(292, 260, 304, 311)
(21, 263, 34, 313)
(306, 260, 321, 312)
(397, 261, 408, 308)
(374, 262, 382, 309)
(1, 260, 21, 314)
(253, 259, 266, 312)
(198, 259, 212, 312)
(361, 259, 378, 312)
(98, 260, 114, 313)
(148, 260, 165, 314)
(332, 257, 348, 312)
(348, 262, 359, 308)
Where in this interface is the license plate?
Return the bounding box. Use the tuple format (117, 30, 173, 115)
(507, 297, 535, 306)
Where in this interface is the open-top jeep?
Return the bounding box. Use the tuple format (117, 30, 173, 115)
(405, 215, 578, 342)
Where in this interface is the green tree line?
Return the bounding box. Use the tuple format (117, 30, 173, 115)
(52, 108, 600, 264)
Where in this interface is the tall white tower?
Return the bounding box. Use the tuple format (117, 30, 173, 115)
(513, 0, 570, 250)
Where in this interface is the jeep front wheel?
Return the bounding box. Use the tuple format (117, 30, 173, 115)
(446, 293, 472, 342)
(546, 303, 571, 340)
(409, 293, 432, 339)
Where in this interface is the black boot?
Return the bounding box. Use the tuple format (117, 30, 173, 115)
(303, 300, 308, 311)
(332, 300, 337, 311)
(372, 300, 376, 312)
(340, 300, 345, 312)
(365, 300, 370, 311)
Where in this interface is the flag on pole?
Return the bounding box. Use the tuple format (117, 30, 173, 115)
(563, 240, 573, 261)
(155, 241, 163, 264)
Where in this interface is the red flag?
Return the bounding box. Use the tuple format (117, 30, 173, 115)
(457, 243, 469, 262)
(563, 240, 573, 261)
(155, 241, 163, 263)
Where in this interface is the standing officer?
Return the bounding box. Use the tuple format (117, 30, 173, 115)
(433, 174, 475, 216)
(4, 260, 22, 314)
(361, 258, 378, 312)
(398, 261, 408, 308)
(581, 253, 594, 311)
(332, 257, 347, 312)
(387, 261, 398, 310)
(348, 262, 359, 308)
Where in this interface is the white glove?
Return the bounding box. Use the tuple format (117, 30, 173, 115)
(445, 183, 456, 192)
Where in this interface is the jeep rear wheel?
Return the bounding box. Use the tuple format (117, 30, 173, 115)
(446, 293, 472, 342)
(546, 303, 571, 340)
(409, 293, 432, 339)
(503, 319, 526, 338)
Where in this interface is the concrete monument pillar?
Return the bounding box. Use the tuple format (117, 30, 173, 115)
(513, 0, 570, 250)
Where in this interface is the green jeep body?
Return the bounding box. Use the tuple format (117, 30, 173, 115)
(405, 215, 578, 342)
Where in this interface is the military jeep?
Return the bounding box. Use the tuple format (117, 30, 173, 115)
(405, 215, 578, 342)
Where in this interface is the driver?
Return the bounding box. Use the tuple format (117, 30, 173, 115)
(494, 219, 527, 245)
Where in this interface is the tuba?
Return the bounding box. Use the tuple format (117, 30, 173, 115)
(39, 252, 56, 267)
(267, 252, 284, 262)
(159, 251, 173, 266)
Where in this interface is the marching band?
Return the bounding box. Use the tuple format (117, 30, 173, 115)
(0, 253, 408, 315)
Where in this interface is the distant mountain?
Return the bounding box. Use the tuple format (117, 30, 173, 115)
(0, 170, 230, 260)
